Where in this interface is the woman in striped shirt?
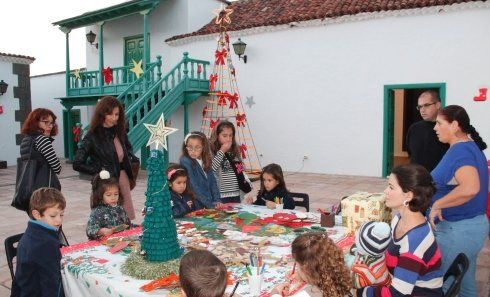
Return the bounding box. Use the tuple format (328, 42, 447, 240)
(357, 164, 443, 297)
(17, 108, 62, 211)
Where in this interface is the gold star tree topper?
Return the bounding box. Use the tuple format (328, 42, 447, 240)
(130, 59, 144, 78)
(73, 69, 81, 80)
(144, 114, 178, 150)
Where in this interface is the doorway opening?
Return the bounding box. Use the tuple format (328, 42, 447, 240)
(382, 83, 446, 177)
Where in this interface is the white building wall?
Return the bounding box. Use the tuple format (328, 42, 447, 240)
(167, 7, 490, 176)
(0, 60, 20, 166)
(31, 73, 92, 157)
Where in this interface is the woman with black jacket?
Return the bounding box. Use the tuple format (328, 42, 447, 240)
(73, 96, 139, 220)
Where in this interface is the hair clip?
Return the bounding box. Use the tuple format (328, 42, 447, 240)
(99, 169, 110, 180)
(167, 168, 184, 180)
(184, 133, 202, 144)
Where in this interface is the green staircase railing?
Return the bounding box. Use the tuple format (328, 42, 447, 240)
(126, 52, 210, 153)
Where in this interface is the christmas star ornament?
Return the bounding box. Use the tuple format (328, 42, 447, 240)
(130, 59, 144, 79)
(73, 69, 81, 80)
(144, 114, 178, 150)
(245, 96, 255, 108)
(213, 4, 233, 25)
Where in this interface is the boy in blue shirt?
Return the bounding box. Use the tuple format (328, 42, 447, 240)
(11, 188, 66, 297)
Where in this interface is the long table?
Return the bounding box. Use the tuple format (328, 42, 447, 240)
(61, 205, 348, 297)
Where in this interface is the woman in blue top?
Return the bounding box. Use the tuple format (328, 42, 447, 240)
(430, 105, 488, 297)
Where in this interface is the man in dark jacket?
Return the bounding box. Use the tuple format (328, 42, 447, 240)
(11, 188, 66, 297)
(406, 91, 449, 172)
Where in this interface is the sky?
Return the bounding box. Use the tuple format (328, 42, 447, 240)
(1, 1, 125, 76)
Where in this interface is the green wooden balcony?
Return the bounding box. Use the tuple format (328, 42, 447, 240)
(67, 62, 158, 97)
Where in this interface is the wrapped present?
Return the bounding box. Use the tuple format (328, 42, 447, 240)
(341, 192, 392, 235)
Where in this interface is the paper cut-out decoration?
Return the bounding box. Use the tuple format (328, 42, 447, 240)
(130, 59, 144, 79)
(245, 96, 255, 108)
(213, 4, 233, 25)
(73, 69, 81, 80)
(473, 87, 487, 101)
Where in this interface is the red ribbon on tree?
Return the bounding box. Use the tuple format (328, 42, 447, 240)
(102, 67, 113, 84)
(209, 74, 218, 90)
(227, 92, 239, 109)
(215, 49, 227, 65)
(202, 107, 208, 117)
(210, 118, 221, 130)
(72, 125, 81, 143)
(236, 113, 246, 127)
(239, 144, 247, 159)
(216, 91, 229, 106)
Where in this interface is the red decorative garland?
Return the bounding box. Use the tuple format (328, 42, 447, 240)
(102, 67, 113, 84)
(209, 74, 218, 90)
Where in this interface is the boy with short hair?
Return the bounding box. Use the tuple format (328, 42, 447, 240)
(179, 250, 227, 297)
(11, 188, 66, 297)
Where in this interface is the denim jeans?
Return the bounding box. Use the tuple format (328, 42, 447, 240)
(435, 215, 489, 297)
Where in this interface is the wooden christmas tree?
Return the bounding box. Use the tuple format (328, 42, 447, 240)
(201, 5, 261, 174)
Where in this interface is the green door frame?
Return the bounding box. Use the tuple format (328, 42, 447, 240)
(63, 109, 81, 159)
(382, 83, 446, 177)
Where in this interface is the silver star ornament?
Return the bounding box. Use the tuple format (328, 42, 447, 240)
(144, 114, 178, 150)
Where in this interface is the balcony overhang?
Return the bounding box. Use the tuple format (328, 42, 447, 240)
(52, 0, 160, 30)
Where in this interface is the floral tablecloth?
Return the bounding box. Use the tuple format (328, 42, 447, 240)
(61, 205, 348, 297)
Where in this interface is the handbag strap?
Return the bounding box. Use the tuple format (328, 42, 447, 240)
(16, 138, 35, 189)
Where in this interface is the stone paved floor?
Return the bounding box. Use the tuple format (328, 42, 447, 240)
(0, 161, 488, 296)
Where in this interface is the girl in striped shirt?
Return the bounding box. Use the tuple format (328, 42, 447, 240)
(357, 164, 443, 297)
(210, 121, 252, 203)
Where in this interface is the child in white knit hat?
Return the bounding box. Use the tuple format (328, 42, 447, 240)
(351, 221, 392, 288)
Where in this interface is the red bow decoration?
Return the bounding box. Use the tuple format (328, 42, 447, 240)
(215, 49, 227, 65)
(209, 74, 218, 90)
(197, 64, 202, 74)
(102, 67, 113, 84)
(202, 107, 208, 117)
(210, 118, 221, 129)
(236, 113, 246, 127)
(227, 92, 239, 109)
(216, 91, 229, 106)
(239, 144, 247, 159)
(72, 126, 81, 143)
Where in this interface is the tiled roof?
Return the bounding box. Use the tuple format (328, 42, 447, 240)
(166, 0, 484, 42)
(0, 52, 35, 61)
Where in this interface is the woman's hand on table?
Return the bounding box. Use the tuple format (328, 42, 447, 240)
(270, 283, 290, 296)
(266, 201, 276, 209)
(187, 201, 193, 208)
(98, 228, 114, 237)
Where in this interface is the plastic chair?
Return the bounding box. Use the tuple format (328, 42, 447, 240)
(4, 233, 23, 280)
(443, 253, 469, 297)
(290, 192, 310, 212)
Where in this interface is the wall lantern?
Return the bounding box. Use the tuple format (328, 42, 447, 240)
(0, 80, 8, 95)
(232, 38, 247, 63)
(86, 31, 98, 49)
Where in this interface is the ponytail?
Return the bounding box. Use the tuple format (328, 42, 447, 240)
(468, 125, 487, 151)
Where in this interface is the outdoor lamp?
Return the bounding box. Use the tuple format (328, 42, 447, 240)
(0, 80, 8, 95)
(232, 38, 247, 63)
(86, 31, 98, 49)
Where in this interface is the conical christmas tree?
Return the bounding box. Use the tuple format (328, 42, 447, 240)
(141, 149, 181, 262)
(201, 5, 261, 174)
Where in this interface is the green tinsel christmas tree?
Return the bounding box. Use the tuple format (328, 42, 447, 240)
(141, 149, 181, 262)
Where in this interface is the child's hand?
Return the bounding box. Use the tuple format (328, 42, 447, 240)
(244, 196, 254, 204)
(98, 228, 113, 237)
(187, 201, 193, 208)
(215, 202, 223, 209)
(220, 141, 232, 153)
(266, 200, 276, 209)
(270, 283, 290, 296)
